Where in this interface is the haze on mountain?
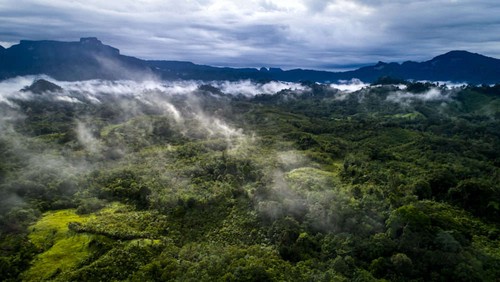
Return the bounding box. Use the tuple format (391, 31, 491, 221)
(1, 38, 500, 84)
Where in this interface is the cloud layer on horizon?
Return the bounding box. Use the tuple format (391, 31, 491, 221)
(1, 0, 499, 70)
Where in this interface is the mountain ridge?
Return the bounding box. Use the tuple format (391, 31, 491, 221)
(1, 38, 499, 84)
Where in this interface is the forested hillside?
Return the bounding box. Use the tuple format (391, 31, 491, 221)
(0, 78, 499, 281)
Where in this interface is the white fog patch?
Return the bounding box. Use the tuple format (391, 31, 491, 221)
(84, 94, 102, 104)
(0, 76, 41, 106)
(190, 110, 245, 149)
(277, 150, 308, 170)
(386, 87, 451, 104)
(165, 81, 200, 95)
(2, 76, 311, 103)
(330, 78, 368, 93)
(59, 79, 165, 96)
(440, 82, 467, 89)
(214, 80, 307, 97)
(156, 100, 184, 123)
(0, 75, 46, 94)
(210, 118, 243, 139)
(57, 79, 307, 102)
(0, 96, 18, 108)
(0, 109, 25, 136)
(58, 79, 203, 104)
(76, 121, 102, 154)
(257, 150, 308, 221)
(54, 96, 82, 103)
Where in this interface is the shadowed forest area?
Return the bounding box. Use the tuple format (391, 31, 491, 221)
(0, 78, 499, 281)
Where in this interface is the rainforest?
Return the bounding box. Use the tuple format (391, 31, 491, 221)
(0, 77, 499, 281)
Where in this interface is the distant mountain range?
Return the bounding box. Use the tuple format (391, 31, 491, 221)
(1, 37, 499, 84)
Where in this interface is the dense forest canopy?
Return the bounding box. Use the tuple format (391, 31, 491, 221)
(0, 76, 499, 281)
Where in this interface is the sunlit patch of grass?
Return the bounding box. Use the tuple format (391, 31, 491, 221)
(28, 209, 93, 250)
(23, 204, 161, 280)
(23, 209, 94, 281)
(22, 234, 93, 281)
(74, 202, 169, 240)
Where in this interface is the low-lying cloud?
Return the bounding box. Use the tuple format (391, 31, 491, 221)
(0, 77, 309, 104)
(214, 80, 307, 97)
(1, 76, 469, 112)
(330, 78, 369, 93)
(1, 76, 294, 155)
(386, 87, 451, 104)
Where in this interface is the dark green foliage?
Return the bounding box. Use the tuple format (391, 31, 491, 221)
(75, 197, 106, 214)
(371, 76, 407, 85)
(89, 169, 151, 209)
(189, 154, 262, 186)
(406, 81, 435, 93)
(0, 235, 37, 281)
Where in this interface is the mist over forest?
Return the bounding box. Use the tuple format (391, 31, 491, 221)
(0, 72, 499, 281)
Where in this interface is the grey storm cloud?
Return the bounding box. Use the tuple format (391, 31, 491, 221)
(0, 0, 499, 70)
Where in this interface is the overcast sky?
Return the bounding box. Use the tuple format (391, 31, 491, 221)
(1, 0, 499, 70)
